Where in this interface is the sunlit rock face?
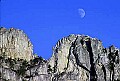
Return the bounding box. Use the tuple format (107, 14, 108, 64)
(0, 27, 120, 81)
(48, 34, 120, 81)
(0, 27, 33, 60)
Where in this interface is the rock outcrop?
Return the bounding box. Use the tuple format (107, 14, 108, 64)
(0, 27, 120, 81)
(49, 34, 120, 81)
(0, 27, 33, 60)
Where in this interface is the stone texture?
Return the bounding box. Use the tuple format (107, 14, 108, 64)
(0, 27, 120, 81)
(0, 27, 33, 60)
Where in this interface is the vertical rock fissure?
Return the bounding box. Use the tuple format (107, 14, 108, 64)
(108, 47, 119, 81)
(54, 56, 58, 73)
(85, 38, 97, 81)
(102, 64, 106, 81)
(71, 37, 90, 72)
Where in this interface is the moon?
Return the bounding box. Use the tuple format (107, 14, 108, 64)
(78, 8, 85, 18)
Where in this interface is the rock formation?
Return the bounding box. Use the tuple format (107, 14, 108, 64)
(0, 27, 33, 60)
(0, 27, 120, 81)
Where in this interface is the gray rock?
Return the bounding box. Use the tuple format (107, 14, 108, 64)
(0, 27, 33, 61)
(0, 27, 120, 81)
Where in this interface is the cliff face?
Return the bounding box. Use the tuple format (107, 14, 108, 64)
(49, 34, 120, 81)
(0, 27, 120, 81)
(0, 27, 33, 60)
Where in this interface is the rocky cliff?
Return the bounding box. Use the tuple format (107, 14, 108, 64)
(0, 27, 120, 81)
(0, 27, 33, 60)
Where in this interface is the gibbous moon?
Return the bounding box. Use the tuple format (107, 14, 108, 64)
(78, 8, 85, 18)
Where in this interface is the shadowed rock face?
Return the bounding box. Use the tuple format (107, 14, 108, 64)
(0, 27, 120, 81)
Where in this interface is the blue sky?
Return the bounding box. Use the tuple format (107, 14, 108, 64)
(1, 0, 120, 59)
